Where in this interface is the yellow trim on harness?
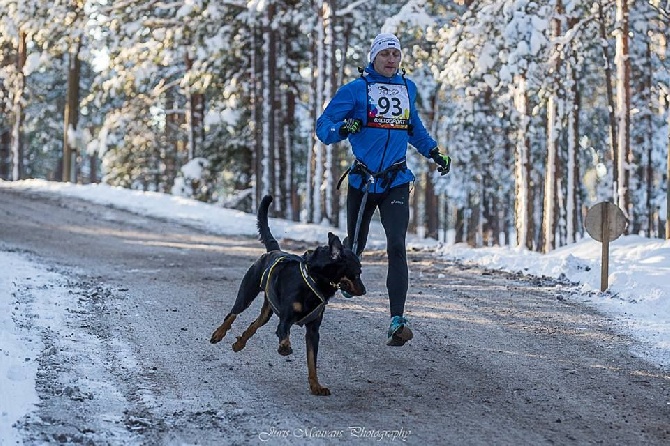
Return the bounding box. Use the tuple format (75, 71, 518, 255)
(260, 254, 328, 326)
(297, 262, 327, 325)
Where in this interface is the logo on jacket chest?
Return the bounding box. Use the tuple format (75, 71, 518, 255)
(366, 83, 410, 130)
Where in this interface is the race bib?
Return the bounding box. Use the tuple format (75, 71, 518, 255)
(366, 83, 410, 130)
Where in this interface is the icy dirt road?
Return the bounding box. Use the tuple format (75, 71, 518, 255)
(1, 185, 669, 445)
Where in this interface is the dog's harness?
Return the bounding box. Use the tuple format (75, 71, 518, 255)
(260, 253, 329, 326)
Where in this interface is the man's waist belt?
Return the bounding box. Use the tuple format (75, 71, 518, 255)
(337, 159, 407, 190)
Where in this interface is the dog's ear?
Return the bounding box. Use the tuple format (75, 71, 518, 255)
(328, 232, 342, 259)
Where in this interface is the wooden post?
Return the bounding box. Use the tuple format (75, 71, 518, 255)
(600, 205, 610, 291)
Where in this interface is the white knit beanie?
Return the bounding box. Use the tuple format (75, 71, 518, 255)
(369, 33, 402, 63)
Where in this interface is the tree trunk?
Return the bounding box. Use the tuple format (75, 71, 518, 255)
(542, 3, 562, 253)
(184, 53, 205, 163)
(666, 91, 670, 240)
(11, 30, 27, 181)
(503, 135, 514, 246)
(486, 189, 501, 246)
(323, 0, 335, 225)
(543, 94, 558, 252)
(306, 30, 316, 223)
(330, 14, 353, 229)
(62, 39, 82, 183)
(566, 55, 581, 243)
(0, 127, 9, 180)
(455, 207, 465, 243)
(425, 175, 438, 240)
(262, 3, 276, 203)
(252, 21, 263, 210)
(311, 0, 328, 223)
(467, 189, 480, 247)
(597, 0, 618, 200)
(279, 6, 301, 221)
(615, 0, 631, 219)
(641, 38, 653, 237)
(514, 73, 533, 250)
(0, 84, 9, 180)
(164, 91, 179, 190)
(425, 84, 440, 240)
(282, 88, 296, 220)
(0, 56, 8, 180)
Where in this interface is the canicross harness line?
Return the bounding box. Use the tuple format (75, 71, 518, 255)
(338, 159, 407, 254)
(259, 253, 331, 326)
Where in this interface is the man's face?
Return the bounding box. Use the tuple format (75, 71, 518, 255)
(373, 49, 401, 77)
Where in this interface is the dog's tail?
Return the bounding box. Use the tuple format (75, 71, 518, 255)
(257, 195, 280, 252)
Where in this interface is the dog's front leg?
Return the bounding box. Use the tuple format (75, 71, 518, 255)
(305, 318, 329, 396)
(276, 320, 293, 356)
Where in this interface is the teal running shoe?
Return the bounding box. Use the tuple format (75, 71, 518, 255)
(386, 316, 413, 346)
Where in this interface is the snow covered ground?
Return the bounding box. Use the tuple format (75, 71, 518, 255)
(2, 179, 669, 443)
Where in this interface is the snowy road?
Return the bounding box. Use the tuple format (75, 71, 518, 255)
(1, 186, 669, 445)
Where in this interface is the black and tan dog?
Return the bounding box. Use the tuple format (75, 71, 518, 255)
(210, 195, 366, 395)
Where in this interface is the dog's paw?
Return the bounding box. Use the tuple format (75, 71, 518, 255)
(278, 338, 293, 356)
(210, 332, 223, 344)
(210, 315, 237, 344)
(232, 337, 246, 352)
(277, 344, 293, 356)
(210, 327, 229, 344)
(310, 384, 331, 396)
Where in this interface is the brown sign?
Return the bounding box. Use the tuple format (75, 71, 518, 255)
(584, 202, 628, 242)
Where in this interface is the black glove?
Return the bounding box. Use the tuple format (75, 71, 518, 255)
(339, 118, 363, 137)
(430, 147, 451, 175)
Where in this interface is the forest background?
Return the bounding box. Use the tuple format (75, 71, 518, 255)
(1, 0, 669, 253)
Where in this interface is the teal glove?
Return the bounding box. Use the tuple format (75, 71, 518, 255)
(430, 148, 451, 175)
(339, 119, 363, 137)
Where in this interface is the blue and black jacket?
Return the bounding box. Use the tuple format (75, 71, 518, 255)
(316, 63, 437, 193)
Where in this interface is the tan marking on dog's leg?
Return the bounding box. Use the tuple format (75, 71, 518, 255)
(232, 299, 273, 352)
(292, 302, 303, 312)
(307, 345, 330, 396)
(210, 313, 237, 344)
(277, 337, 293, 356)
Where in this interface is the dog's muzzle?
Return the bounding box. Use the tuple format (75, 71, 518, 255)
(339, 277, 366, 296)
